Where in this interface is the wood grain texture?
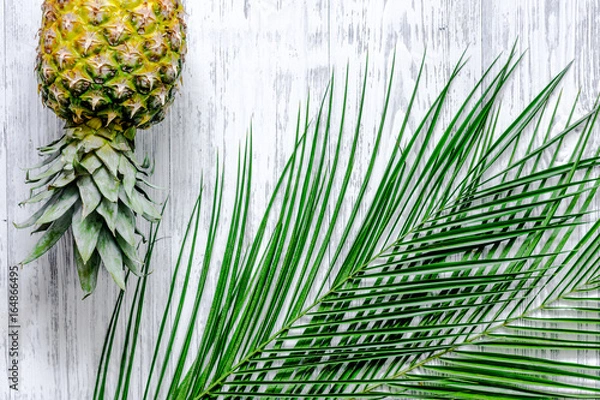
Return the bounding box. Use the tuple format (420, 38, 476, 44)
(1, 0, 597, 398)
(0, 0, 9, 390)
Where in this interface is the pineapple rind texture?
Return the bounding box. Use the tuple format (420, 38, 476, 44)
(37, 0, 186, 129)
(18, 119, 161, 296)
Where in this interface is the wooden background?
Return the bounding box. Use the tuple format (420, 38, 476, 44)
(1, 0, 599, 398)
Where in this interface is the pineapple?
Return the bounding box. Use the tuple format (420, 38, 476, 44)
(16, 0, 186, 296)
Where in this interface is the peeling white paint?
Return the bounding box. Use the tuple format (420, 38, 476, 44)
(1, 0, 598, 398)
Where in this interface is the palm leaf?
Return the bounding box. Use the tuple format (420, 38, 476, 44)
(96, 47, 600, 399)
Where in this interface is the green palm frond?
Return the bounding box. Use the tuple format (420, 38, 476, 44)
(96, 47, 600, 399)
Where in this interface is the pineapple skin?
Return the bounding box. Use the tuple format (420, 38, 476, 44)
(18, 0, 186, 296)
(37, 0, 186, 129)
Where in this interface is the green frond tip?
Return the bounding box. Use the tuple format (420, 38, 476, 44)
(17, 118, 163, 294)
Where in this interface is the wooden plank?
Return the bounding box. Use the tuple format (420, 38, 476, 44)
(482, 0, 578, 108)
(1, 0, 10, 393)
(2, 0, 599, 398)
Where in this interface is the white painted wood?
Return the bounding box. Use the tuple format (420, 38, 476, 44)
(0, 0, 10, 388)
(1, 0, 598, 398)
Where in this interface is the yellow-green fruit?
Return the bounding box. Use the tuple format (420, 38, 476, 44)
(37, 0, 186, 129)
(17, 0, 186, 296)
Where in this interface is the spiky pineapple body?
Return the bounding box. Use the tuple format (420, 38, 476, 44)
(37, 0, 186, 128)
(18, 0, 186, 296)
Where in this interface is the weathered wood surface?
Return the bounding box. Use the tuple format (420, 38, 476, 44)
(1, 0, 598, 398)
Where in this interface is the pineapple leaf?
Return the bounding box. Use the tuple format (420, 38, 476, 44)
(93, 165, 120, 203)
(96, 198, 118, 234)
(115, 203, 136, 246)
(138, 177, 165, 190)
(25, 158, 64, 182)
(119, 187, 141, 216)
(118, 155, 137, 198)
(49, 169, 76, 189)
(72, 205, 103, 264)
(35, 185, 79, 225)
(97, 228, 126, 291)
(109, 133, 133, 152)
(81, 135, 107, 153)
(60, 142, 79, 165)
(26, 172, 57, 192)
(21, 207, 73, 265)
(139, 198, 162, 222)
(80, 153, 104, 175)
(77, 175, 102, 218)
(116, 235, 143, 276)
(37, 135, 67, 154)
(96, 143, 120, 177)
(125, 151, 151, 175)
(30, 222, 51, 234)
(74, 245, 101, 298)
(123, 188, 161, 222)
(22, 151, 61, 171)
(19, 188, 54, 206)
